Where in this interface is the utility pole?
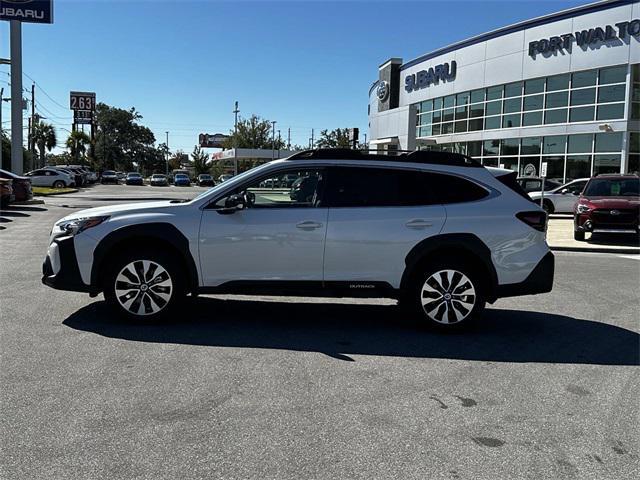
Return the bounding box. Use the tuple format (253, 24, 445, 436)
(311, 128, 314, 149)
(277, 130, 281, 159)
(271, 121, 276, 160)
(287, 127, 291, 150)
(0, 88, 4, 170)
(233, 101, 239, 176)
(165, 131, 169, 175)
(30, 83, 35, 168)
(10, 21, 23, 174)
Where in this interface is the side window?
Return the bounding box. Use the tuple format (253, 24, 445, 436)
(215, 169, 324, 209)
(324, 167, 489, 208)
(324, 167, 434, 207)
(568, 181, 586, 194)
(429, 172, 489, 204)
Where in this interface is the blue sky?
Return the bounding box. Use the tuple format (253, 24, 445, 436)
(1, 0, 588, 154)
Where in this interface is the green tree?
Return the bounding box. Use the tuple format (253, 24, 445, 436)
(191, 145, 210, 175)
(94, 103, 157, 172)
(315, 128, 351, 149)
(66, 130, 91, 163)
(223, 114, 286, 150)
(32, 121, 57, 167)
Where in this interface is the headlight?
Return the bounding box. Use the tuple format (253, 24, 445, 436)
(57, 215, 109, 235)
(576, 204, 592, 214)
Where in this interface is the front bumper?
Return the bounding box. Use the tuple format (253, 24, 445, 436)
(575, 211, 640, 234)
(42, 235, 90, 292)
(495, 251, 554, 298)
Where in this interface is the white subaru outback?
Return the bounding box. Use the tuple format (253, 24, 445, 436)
(43, 149, 554, 329)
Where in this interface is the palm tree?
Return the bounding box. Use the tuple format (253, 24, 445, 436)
(66, 130, 91, 163)
(33, 121, 57, 167)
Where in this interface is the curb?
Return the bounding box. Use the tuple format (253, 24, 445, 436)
(33, 189, 79, 196)
(550, 246, 640, 254)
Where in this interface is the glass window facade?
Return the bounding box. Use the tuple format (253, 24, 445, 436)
(410, 63, 637, 179)
(418, 132, 624, 183)
(416, 65, 628, 136)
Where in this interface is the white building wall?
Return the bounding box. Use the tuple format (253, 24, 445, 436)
(370, 1, 639, 150)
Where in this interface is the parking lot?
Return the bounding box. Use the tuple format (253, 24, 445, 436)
(1, 187, 639, 480)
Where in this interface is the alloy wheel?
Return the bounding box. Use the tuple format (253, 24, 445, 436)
(421, 269, 476, 324)
(114, 260, 173, 316)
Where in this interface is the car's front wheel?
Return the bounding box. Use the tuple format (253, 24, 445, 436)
(574, 230, 585, 241)
(406, 260, 486, 330)
(104, 250, 185, 321)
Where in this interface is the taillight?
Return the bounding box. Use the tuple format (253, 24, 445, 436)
(516, 211, 547, 232)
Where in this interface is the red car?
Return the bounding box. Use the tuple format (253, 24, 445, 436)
(0, 178, 13, 207)
(0, 168, 33, 203)
(574, 174, 640, 241)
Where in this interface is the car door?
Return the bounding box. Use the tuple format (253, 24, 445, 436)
(198, 167, 328, 286)
(555, 180, 588, 212)
(26, 170, 47, 187)
(322, 166, 446, 289)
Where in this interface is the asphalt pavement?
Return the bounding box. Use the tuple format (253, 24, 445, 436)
(1, 188, 638, 480)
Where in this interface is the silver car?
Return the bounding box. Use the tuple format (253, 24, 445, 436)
(25, 168, 75, 188)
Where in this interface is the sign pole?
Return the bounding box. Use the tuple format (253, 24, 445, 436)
(10, 20, 23, 174)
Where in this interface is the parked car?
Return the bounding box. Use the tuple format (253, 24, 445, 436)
(86, 171, 98, 183)
(517, 176, 562, 194)
(48, 167, 84, 187)
(573, 174, 640, 241)
(529, 178, 590, 213)
(150, 174, 169, 186)
(0, 178, 13, 207)
(125, 172, 144, 186)
(25, 168, 74, 188)
(259, 178, 280, 188)
(0, 169, 33, 202)
(174, 173, 191, 186)
(218, 174, 234, 183)
(100, 170, 119, 184)
(116, 172, 126, 182)
(197, 174, 215, 187)
(42, 148, 553, 329)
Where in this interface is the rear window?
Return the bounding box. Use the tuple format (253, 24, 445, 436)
(584, 177, 639, 196)
(103, 170, 115, 175)
(324, 167, 488, 208)
(496, 171, 532, 200)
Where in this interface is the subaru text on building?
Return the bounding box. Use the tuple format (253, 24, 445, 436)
(42, 149, 554, 329)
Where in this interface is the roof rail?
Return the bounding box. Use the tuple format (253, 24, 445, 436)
(285, 148, 482, 168)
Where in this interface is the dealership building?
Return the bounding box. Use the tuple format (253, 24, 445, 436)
(368, 0, 640, 182)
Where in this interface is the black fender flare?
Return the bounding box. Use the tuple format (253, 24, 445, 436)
(400, 233, 499, 299)
(90, 223, 199, 293)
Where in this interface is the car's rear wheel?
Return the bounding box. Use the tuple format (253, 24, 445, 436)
(104, 250, 185, 322)
(405, 260, 486, 330)
(574, 230, 585, 241)
(53, 180, 65, 189)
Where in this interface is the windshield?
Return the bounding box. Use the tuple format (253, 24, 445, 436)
(128, 173, 141, 177)
(583, 178, 639, 197)
(103, 171, 115, 175)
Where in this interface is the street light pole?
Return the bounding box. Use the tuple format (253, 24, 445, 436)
(0, 88, 4, 170)
(165, 131, 169, 175)
(271, 121, 276, 160)
(233, 101, 239, 176)
(10, 20, 23, 174)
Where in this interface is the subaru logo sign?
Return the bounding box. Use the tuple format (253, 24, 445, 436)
(610, 210, 620, 216)
(376, 81, 390, 102)
(0, 0, 54, 24)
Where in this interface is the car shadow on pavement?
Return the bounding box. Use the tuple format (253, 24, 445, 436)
(63, 297, 640, 366)
(587, 233, 640, 247)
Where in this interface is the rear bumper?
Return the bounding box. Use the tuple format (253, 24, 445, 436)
(495, 251, 554, 298)
(42, 236, 90, 293)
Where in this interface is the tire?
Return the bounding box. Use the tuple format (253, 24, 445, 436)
(53, 180, 65, 189)
(404, 258, 486, 330)
(574, 230, 585, 241)
(103, 249, 186, 322)
(542, 199, 554, 214)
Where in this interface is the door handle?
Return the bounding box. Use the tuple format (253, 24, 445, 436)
(296, 221, 323, 230)
(405, 219, 433, 229)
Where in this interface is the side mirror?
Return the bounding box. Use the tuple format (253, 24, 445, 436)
(560, 188, 569, 194)
(217, 193, 246, 214)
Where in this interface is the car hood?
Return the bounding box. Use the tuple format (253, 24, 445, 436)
(583, 196, 640, 209)
(56, 200, 179, 223)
